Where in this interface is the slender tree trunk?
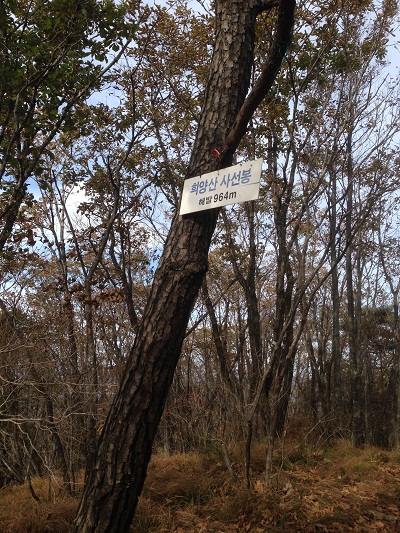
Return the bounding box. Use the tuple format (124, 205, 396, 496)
(269, 149, 295, 438)
(222, 202, 262, 395)
(202, 279, 233, 391)
(393, 294, 400, 447)
(346, 131, 364, 447)
(265, 388, 279, 487)
(73, 2, 295, 531)
(378, 223, 400, 448)
(245, 202, 263, 391)
(42, 390, 73, 493)
(83, 286, 100, 473)
(330, 170, 342, 418)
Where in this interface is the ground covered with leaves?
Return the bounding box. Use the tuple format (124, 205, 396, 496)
(1, 439, 400, 532)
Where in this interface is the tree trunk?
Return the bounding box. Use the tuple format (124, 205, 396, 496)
(202, 279, 233, 391)
(346, 130, 365, 447)
(329, 168, 342, 418)
(223, 202, 263, 396)
(83, 285, 100, 473)
(73, 1, 295, 531)
(377, 218, 400, 448)
(393, 293, 400, 447)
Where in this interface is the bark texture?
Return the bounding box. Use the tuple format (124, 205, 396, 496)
(73, 1, 295, 531)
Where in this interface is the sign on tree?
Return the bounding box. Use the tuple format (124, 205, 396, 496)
(179, 158, 263, 215)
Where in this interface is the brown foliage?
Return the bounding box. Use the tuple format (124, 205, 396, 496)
(2, 439, 400, 532)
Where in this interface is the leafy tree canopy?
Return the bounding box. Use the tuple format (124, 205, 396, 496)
(0, 0, 135, 251)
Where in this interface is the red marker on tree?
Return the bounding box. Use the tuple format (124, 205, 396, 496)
(211, 147, 221, 161)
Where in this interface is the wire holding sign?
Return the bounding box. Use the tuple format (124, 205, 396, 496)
(179, 158, 263, 215)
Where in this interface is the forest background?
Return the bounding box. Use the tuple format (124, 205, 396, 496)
(1, 0, 400, 527)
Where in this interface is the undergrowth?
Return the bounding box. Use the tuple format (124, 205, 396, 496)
(1, 438, 400, 532)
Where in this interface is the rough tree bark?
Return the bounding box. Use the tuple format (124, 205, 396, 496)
(73, 1, 295, 531)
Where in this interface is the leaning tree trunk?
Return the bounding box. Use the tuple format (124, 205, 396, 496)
(73, 1, 295, 531)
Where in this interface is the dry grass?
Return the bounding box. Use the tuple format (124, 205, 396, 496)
(0, 476, 78, 533)
(1, 439, 400, 532)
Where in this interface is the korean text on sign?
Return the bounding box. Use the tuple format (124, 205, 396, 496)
(179, 158, 263, 215)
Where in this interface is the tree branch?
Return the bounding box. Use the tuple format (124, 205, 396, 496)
(220, 0, 296, 164)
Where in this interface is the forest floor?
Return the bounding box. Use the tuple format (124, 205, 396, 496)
(1, 437, 400, 532)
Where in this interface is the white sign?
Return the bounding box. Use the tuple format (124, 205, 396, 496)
(179, 158, 263, 215)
